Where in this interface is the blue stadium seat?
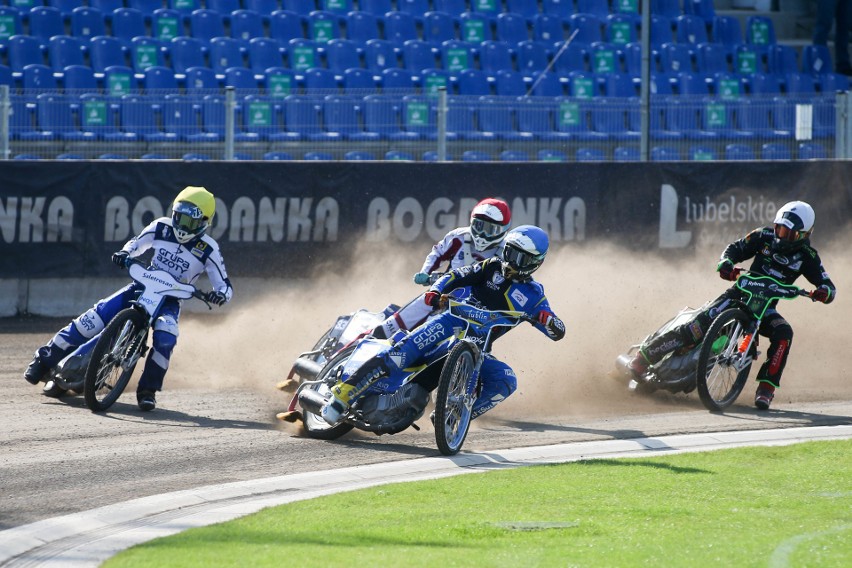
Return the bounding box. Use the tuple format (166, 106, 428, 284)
(798, 141, 827, 159)
(306, 10, 342, 44)
(304, 151, 334, 160)
(182, 153, 211, 161)
(170, 36, 207, 74)
(284, 94, 339, 141)
(471, 0, 500, 21)
(675, 14, 709, 46)
(734, 44, 765, 75)
(196, 94, 227, 140)
(434, 0, 467, 20)
(458, 12, 492, 42)
(224, 66, 259, 95)
(231, 10, 265, 47)
(496, 12, 529, 45)
(385, 150, 414, 160)
(144, 65, 179, 92)
(420, 68, 450, 93)
(344, 150, 376, 160)
(516, 40, 551, 74)
(749, 71, 783, 95)
(801, 44, 833, 75)
(554, 98, 607, 141)
(568, 13, 603, 46)
(326, 38, 362, 72)
(89, 35, 128, 74)
(152, 9, 183, 43)
(209, 37, 245, 74)
(696, 42, 729, 74)
(287, 38, 321, 71)
(269, 10, 305, 44)
(245, 0, 280, 20)
(104, 65, 138, 96)
(263, 66, 297, 96)
(725, 143, 755, 160)
(22, 64, 58, 91)
(380, 67, 415, 92)
(401, 94, 436, 138)
(651, 146, 682, 161)
(239, 95, 275, 141)
(761, 142, 791, 160)
(159, 94, 212, 141)
(129, 0, 166, 19)
(359, 0, 392, 17)
(711, 15, 742, 51)
(820, 72, 849, 93)
(0, 7, 24, 51)
(104, 94, 157, 141)
(605, 72, 638, 97)
(248, 37, 285, 74)
(689, 145, 716, 160)
(31, 93, 96, 141)
(677, 71, 711, 95)
(319, 0, 353, 17)
(191, 9, 226, 45)
(324, 95, 380, 141)
(185, 66, 220, 94)
(384, 11, 418, 44)
(684, 0, 716, 23)
(169, 0, 201, 22)
(303, 67, 338, 93)
(131, 36, 166, 72)
(402, 39, 437, 74)
(50, 35, 87, 72)
(589, 41, 622, 74)
(500, 150, 530, 162)
(140, 153, 169, 159)
(528, 71, 563, 96)
(537, 148, 568, 161)
(264, 151, 294, 160)
(532, 13, 565, 48)
(576, 147, 606, 161)
(507, 0, 540, 21)
(745, 15, 776, 47)
(649, 14, 674, 48)
(605, 13, 638, 45)
(614, 146, 640, 161)
(397, 0, 430, 22)
(651, 0, 681, 19)
(462, 150, 492, 161)
(8, 35, 46, 73)
(364, 39, 399, 73)
(577, 0, 610, 18)
(362, 94, 419, 140)
(478, 95, 532, 141)
(282, 0, 319, 17)
(480, 40, 514, 73)
(111, 8, 148, 50)
(346, 11, 380, 43)
(207, 0, 241, 15)
(56, 153, 85, 159)
(422, 10, 456, 46)
(441, 40, 476, 73)
(591, 99, 636, 140)
(29, 6, 64, 48)
(785, 72, 817, 95)
(568, 71, 603, 98)
(494, 69, 527, 96)
(456, 68, 491, 95)
(342, 67, 375, 92)
(553, 42, 589, 74)
(70, 6, 106, 41)
(62, 64, 98, 93)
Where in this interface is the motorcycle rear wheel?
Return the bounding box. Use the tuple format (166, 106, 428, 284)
(696, 308, 753, 412)
(84, 308, 148, 412)
(301, 345, 356, 440)
(434, 342, 477, 456)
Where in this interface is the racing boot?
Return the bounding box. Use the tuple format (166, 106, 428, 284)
(137, 390, 157, 412)
(754, 382, 776, 410)
(320, 382, 356, 425)
(24, 355, 49, 385)
(626, 351, 650, 379)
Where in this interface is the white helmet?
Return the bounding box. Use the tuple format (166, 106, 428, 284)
(773, 201, 814, 253)
(469, 198, 511, 252)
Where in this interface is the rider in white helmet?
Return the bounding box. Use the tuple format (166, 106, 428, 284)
(24, 186, 233, 411)
(372, 197, 512, 339)
(627, 200, 836, 410)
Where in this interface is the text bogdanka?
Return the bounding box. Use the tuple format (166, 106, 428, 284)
(683, 196, 777, 224)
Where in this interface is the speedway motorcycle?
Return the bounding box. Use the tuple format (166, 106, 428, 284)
(616, 270, 812, 412)
(43, 259, 211, 411)
(280, 298, 531, 456)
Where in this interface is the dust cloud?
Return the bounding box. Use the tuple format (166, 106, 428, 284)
(170, 236, 852, 420)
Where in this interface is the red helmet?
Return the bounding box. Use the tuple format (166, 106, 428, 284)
(469, 198, 511, 252)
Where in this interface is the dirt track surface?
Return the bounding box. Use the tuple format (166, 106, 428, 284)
(2, 310, 851, 533)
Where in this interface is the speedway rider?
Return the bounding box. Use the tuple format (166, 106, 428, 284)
(24, 186, 233, 411)
(627, 201, 836, 410)
(321, 225, 566, 425)
(372, 197, 512, 339)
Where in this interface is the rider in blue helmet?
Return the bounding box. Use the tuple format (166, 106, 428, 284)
(321, 225, 566, 425)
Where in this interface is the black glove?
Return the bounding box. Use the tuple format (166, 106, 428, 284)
(717, 259, 741, 282)
(206, 291, 227, 306)
(810, 285, 833, 304)
(111, 251, 129, 269)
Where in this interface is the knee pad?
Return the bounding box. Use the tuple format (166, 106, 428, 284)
(152, 329, 177, 357)
(73, 308, 105, 339)
(153, 314, 179, 337)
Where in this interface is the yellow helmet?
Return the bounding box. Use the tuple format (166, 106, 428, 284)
(172, 186, 215, 243)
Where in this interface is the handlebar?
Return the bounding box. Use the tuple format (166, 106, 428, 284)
(735, 268, 815, 299)
(121, 257, 213, 310)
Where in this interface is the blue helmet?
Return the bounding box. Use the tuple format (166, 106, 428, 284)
(500, 225, 549, 280)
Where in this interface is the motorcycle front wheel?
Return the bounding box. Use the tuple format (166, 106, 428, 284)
(434, 342, 477, 456)
(84, 308, 148, 412)
(301, 345, 356, 440)
(696, 308, 754, 412)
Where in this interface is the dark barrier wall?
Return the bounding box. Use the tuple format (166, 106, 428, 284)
(2, 161, 850, 278)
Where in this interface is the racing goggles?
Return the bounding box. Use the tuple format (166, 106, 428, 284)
(774, 223, 806, 243)
(173, 202, 205, 233)
(502, 244, 540, 272)
(471, 218, 505, 239)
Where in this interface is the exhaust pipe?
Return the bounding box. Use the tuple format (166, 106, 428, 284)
(291, 357, 323, 380)
(298, 388, 328, 415)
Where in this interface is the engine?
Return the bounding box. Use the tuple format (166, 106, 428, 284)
(356, 382, 430, 435)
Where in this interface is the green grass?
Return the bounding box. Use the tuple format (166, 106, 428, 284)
(106, 440, 852, 568)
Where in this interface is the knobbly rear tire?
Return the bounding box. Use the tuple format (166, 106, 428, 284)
(434, 342, 477, 456)
(301, 345, 357, 440)
(84, 308, 148, 412)
(696, 308, 754, 412)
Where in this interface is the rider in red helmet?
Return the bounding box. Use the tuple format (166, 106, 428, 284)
(372, 198, 512, 339)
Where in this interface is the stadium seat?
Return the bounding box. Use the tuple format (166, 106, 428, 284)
(22, 64, 58, 91)
(112, 8, 148, 50)
(323, 95, 381, 141)
(182, 153, 211, 161)
(152, 9, 183, 43)
(689, 145, 716, 160)
(568, 13, 603, 46)
(184, 66, 219, 94)
(287, 39, 321, 71)
(537, 148, 568, 162)
(401, 94, 436, 138)
(158, 94, 211, 141)
(801, 44, 833, 75)
(745, 15, 776, 47)
(605, 13, 638, 45)
(398, 0, 430, 22)
(577, 0, 610, 18)
(380, 67, 416, 92)
(422, 11, 456, 46)
(650, 146, 682, 160)
(364, 39, 399, 73)
(494, 69, 527, 96)
(231, 10, 266, 47)
(589, 42, 622, 74)
(532, 13, 565, 48)
(462, 150, 492, 161)
(245, 0, 280, 20)
(500, 150, 529, 162)
(684, 0, 716, 23)
(342, 67, 376, 93)
(282, 0, 319, 17)
(711, 15, 743, 52)
(675, 14, 709, 46)
(28, 93, 95, 141)
(238, 95, 275, 141)
(0, 7, 23, 51)
(62, 64, 98, 93)
(604, 72, 639, 97)
(496, 12, 529, 45)
(269, 10, 305, 44)
(303, 151, 334, 160)
(344, 151, 376, 160)
(516, 40, 551, 74)
(224, 66, 260, 95)
(284, 94, 340, 141)
(480, 41, 514, 74)
(591, 99, 637, 140)
(459, 12, 492, 43)
(420, 68, 450, 93)
(785, 72, 817, 95)
(131, 37, 166, 72)
(70, 7, 106, 42)
(56, 153, 85, 160)
(434, 0, 467, 20)
(209, 37, 246, 74)
(362, 94, 419, 140)
(144, 65, 179, 92)
(445, 96, 493, 140)
(384, 150, 414, 160)
(303, 67, 338, 93)
(515, 97, 566, 140)
(248, 37, 285, 74)
(402, 40, 437, 74)
(264, 151, 294, 160)
(103, 94, 156, 141)
(649, 14, 674, 48)
(319, 0, 353, 17)
(326, 38, 362, 72)
(360, 0, 392, 17)
(384, 11, 419, 44)
(306, 10, 342, 44)
(456, 68, 491, 95)
(89, 36, 128, 74)
(478, 95, 532, 141)
(529, 71, 563, 96)
(553, 42, 589, 75)
(170, 37, 208, 74)
(196, 94, 227, 139)
(568, 71, 603, 98)
(555, 98, 607, 141)
(507, 0, 540, 21)
(441, 40, 476, 73)
(29, 6, 64, 48)
(129, 0, 166, 18)
(346, 11, 380, 43)
(207, 0, 241, 15)
(169, 0, 201, 22)
(8, 35, 46, 73)
(798, 141, 827, 159)
(725, 143, 755, 160)
(576, 147, 606, 161)
(264, 66, 297, 96)
(613, 146, 640, 161)
(696, 42, 729, 74)
(761, 142, 791, 160)
(471, 0, 500, 21)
